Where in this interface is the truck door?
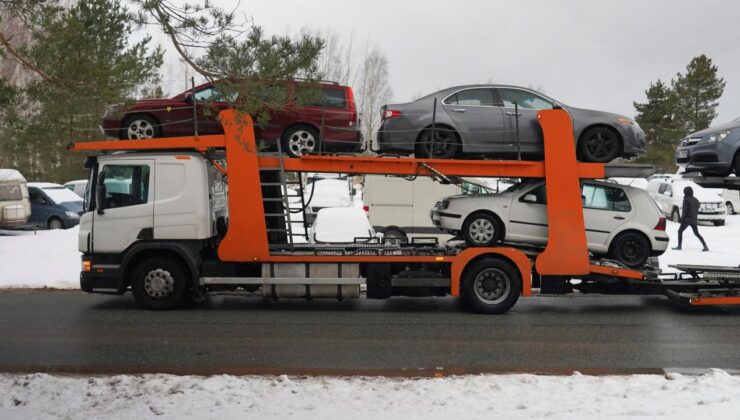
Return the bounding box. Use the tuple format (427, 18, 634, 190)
(92, 160, 154, 253)
(441, 88, 504, 154)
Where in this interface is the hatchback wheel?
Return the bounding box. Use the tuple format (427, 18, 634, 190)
(609, 232, 650, 269)
(462, 212, 502, 247)
(415, 127, 459, 159)
(578, 127, 620, 163)
(122, 115, 161, 140)
(282, 125, 320, 157)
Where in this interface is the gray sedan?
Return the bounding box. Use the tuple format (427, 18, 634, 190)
(377, 85, 645, 162)
(675, 117, 740, 176)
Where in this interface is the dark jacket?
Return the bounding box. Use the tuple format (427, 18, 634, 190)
(682, 195, 700, 224)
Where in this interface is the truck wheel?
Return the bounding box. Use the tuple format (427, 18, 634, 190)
(462, 212, 502, 247)
(671, 207, 681, 223)
(461, 257, 521, 314)
(608, 231, 650, 269)
(131, 256, 188, 310)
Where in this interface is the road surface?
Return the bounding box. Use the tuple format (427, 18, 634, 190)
(1, 291, 739, 376)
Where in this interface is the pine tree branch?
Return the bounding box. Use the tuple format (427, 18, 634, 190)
(0, 29, 58, 83)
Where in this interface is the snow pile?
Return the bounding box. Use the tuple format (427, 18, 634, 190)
(0, 227, 81, 289)
(1, 371, 740, 419)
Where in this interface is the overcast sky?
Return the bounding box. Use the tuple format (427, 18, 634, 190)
(165, 0, 740, 122)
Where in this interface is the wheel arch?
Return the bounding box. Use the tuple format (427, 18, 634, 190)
(282, 122, 321, 139)
(120, 242, 200, 290)
(451, 247, 532, 298)
(416, 123, 461, 144)
(462, 210, 506, 240)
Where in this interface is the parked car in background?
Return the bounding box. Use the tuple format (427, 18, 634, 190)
(609, 177, 649, 190)
(377, 84, 645, 162)
(27, 183, 83, 229)
(303, 178, 354, 224)
(363, 175, 492, 241)
(100, 80, 361, 157)
(675, 117, 740, 176)
(431, 180, 668, 268)
(309, 207, 375, 243)
(0, 169, 31, 229)
(646, 179, 726, 225)
(63, 179, 88, 197)
(721, 189, 740, 214)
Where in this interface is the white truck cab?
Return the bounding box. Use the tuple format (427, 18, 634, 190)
(79, 153, 227, 294)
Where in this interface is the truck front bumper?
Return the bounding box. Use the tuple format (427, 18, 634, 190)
(80, 255, 123, 294)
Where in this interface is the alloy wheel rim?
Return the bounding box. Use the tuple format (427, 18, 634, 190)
(469, 218, 495, 244)
(143, 268, 174, 299)
(425, 131, 454, 157)
(622, 238, 641, 264)
(586, 130, 615, 159)
(473, 268, 510, 304)
(128, 119, 155, 139)
(288, 130, 317, 156)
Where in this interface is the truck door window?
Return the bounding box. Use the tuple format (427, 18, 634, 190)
(100, 165, 150, 209)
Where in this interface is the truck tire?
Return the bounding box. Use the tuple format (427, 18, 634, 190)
(131, 256, 188, 310)
(461, 257, 521, 314)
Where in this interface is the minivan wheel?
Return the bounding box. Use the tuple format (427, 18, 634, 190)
(462, 212, 502, 247)
(727, 202, 735, 215)
(131, 256, 188, 310)
(382, 227, 407, 243)
(282, 125, 320, 157)
(609, 232, 650, 269)
(415, 127, 459, 159)
(461, 257, 521, 314)
(122, 114, 161, 140)
(671, 207, 681, 223)
(578, 127, 621, 163)
(47, 217, 64, 230)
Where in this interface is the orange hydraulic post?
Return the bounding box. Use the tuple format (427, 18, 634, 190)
(535, 109, 592, 276)
(216, 112, 271, 262)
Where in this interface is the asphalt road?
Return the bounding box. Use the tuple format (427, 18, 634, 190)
(1, 291, 740, 376)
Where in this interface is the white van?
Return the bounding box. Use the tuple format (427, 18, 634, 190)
(0, 169, 31, 229)
(63, 179, 88, 197)
(363, 175, 493, 242)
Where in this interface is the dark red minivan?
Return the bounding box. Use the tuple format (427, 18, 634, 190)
(100, 80, 362, 157)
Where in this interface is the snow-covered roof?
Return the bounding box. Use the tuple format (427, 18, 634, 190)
(0, 169, 26, 182)
(28, 182, 64, 189)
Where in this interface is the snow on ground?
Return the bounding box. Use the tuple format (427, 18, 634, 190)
(2, 370, 740, 419)
(1, 216, 739, 289)
(0, 227, 81, 289)
(660, 215, 740, 272)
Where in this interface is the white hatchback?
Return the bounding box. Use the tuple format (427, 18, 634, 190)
(431, 180, 669, 268)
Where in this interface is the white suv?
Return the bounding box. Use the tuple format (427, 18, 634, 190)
(431, 180, 669, 268)
(646, 179, 726, 226)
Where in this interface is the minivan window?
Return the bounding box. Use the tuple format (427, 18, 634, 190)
(0, 185, 22, 200)
(320, 88, 346, 108)
(443, 88, 494, 106)
(497, 88, 552, 110)
(100, 165, 151, 209)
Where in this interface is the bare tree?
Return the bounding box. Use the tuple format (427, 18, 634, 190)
(355, 46, 392, 150)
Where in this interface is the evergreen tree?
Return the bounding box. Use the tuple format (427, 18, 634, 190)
(633, 80, 682, 170)
(672, 54, 725, 133)
(4, 0, 163, 181)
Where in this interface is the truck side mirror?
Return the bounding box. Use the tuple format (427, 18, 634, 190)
(522, 193, 537, 203)
(96, 184, 107, 215)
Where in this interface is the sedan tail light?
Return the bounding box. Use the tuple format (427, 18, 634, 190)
(654, 217, 666, 231)
(382, 109, 401, 120)
(363, 205, 369, 215)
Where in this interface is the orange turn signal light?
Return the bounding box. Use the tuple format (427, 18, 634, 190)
(82, 260, 91, 272)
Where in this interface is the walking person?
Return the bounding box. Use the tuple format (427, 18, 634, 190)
(672, 186, 709, 251)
